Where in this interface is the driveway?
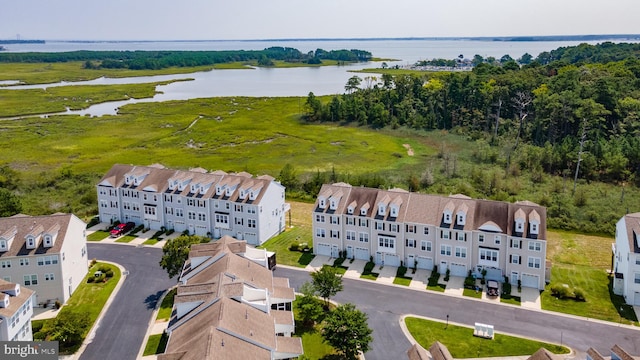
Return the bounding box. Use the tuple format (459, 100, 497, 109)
(84, 244, 175, 360)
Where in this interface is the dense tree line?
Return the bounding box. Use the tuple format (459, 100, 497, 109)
(304, 42, 640, 186)
(0, 47, 372, 69)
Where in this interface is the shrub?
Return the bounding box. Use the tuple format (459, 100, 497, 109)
(54, 300, 62, 309)
(105, 270, 114, 278)
(550, 284, 571, 299)
(444, 268, 450, 282)
(397, 266, 407, 278)
(573, 288, 586, 301)
(289, 242, 300, 251)
(90, 258, 97, 267)
(166, 228, 175, 235)
(86, 277, 94, 283)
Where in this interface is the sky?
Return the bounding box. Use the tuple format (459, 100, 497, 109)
(2, 0, 639, 41)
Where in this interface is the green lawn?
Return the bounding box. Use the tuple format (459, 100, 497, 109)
(360, 261, 379, 280)
(323, 264, 347, 275)
(462, 288, 482, 299)
(259, 202, 316, 267)
(115, 234, 137, 243)
(157, 288, 177, 321)
(544, 230, 638, 325)
(394, 276, 412, 286)
(500, 295, 521, 306)
(405, 317, 569, 358)
(87, 231, 109, 241)
(143, 333, 168, 356)
(293, 296, 337, 359)
(143, 238, 162, 245)
(33, 262, 121, 354)
(427, 283, 446, 292)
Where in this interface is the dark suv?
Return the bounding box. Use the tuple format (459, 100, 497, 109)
(110, 222, 135, 238)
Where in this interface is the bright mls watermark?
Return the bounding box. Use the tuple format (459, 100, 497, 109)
(1, 342, 58, 360)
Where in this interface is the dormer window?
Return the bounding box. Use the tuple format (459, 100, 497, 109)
(515, 219, 524, 233)
(226, 187, 233, 196)
(125, 176, 131, 185)
(0, 240, 6, 252)
(378, 204, 386, 216)
(26, 237, 35, 249)
(249, 190, 257, 201)
(390, 206, 398, 217)
(318, 197, 326, 209)
(239, 190, 246, 199)
(530, 222, 539, 235)
(190, 184, 197, 193)
(216, 185, 224, 196)
(443, 212, 452, 224)
(456, 212, 466, 226)
(44, 235, 52, 247)
(329, 199, 338, 210)
(347, 206, 354, 215)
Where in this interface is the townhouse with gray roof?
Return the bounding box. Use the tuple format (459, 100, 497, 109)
(97, 164, 288, 245)
(160, 236, 302, 360)
(612, 212, 640, 305)
(0, 213, 88, 306)
(313, 183, 549, 289)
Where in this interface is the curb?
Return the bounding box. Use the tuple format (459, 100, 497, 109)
(137, 286, 176, 359)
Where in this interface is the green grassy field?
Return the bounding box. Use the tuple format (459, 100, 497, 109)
(405, 317, 569, 358)
(143, 333, 168, 356)
(462, 288, 483, 298)
(87, 231, 109, 241)
(157, 288, 177, 321)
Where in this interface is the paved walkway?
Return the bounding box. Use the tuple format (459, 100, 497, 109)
(376, 265, 398, 285)
(520, 287, 542, 309)
(409, 269, 430, 290)
(443, 275, 464, 296)
(344, 259, 367, 279)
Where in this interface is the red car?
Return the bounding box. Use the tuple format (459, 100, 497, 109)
(110, 222, 135, 238)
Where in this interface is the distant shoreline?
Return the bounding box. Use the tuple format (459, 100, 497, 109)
(30, 34, 640, 43)
(0, 39, 45, 44)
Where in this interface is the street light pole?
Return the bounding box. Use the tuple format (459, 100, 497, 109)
(446, 314, 449, 329)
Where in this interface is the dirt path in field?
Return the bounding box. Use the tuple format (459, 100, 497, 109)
(403, 143, 414, 156)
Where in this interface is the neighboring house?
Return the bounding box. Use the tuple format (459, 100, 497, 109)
(612, 212, 640, 305)
(313, 183, 548, 290)
(0, 280, 34, 341)
(97, 164, 288, 245)
(160, 236, 302, 360)
(0, 214, 88, 306)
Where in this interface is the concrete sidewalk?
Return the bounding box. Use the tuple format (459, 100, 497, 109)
(409, 269, 431, 290)
(443, 275, 464, 296)
(344, 259, 367, 279)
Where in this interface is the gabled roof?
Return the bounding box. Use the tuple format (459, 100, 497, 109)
(621, 213, 640, 254)
(0, 279, 34, 318)
(0, 214, 78, 258)
(527, 348, 560, 360)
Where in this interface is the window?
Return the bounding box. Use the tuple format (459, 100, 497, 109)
(636, 258, 640, 266)
(330, 230, 340, 239)
(511, 254, 521, 264)
(635, 273, 640, 284)
(359, 233, 369, 243)
(528, 241, 542, 252)
(123, 202, 131, 210)
(20, 258, 29, 266)
(144, 206, 156, 216)
(330, 216, 339, 225)
(132, 203, 140, 212)
(37, 256, 58, 266)
(315, 214, 325, 223)
(175, 208, 183, 217)
(318, 198, 326, 208)
(247, 219, 256, 228)
(187, 199, 195, 206)
(378, 236, 395, 250)
(346, 231, 356, 241)
(480, 249, 498, 262)
(406, 224, 416, 233)
(421, 241, 432, 252)
(316, 228, 326, 238)
(406, 239, 416, 248)
(375, 222, 384, 231)
(441, 230, 450, 240)
(235, 218, 244, 225)
(444, 213, 452, 224)
(494, 236, 501, 245)
(358, 218, 369, 227)
(247, 207, 256, 214)
(510, 239, 522, 249)
(24, 274, 38, 286)
(478, 234, 485, 243)
(528, 257, 541, 269)
(215, 214, 229, 225)
(456, 232, 465, 241)
(346, 217, 355, 226)
(188, 211, 196, 220)
(455, 246, 467, 258)
(0, 260, 10, 268)
(440, 245, 452, 256)
(198, 213, 206, 221)
(390, 224, 399, 232)
(44, 273, 55, 281)
(515, 220, 524, 233)
(423, 227, 430, 235)
(165, 207, 173, 215)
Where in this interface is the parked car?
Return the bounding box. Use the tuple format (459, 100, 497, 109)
(110, 222, 135, 237)
(487, 280, 499, 297)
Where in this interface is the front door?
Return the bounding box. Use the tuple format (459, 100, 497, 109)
(511, 272, 519, 285)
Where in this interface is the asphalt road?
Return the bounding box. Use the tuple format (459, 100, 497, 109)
(275, 267, 640, 360)
(84, 244, 176, 360)
(85, 243, 640, 359)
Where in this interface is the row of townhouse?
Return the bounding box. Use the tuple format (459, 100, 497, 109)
(0, 280, 35, 341)
(313, 183, 549, 290)
(160, 236, 302, 360)
(612, 212, 640, 306)
(97, 164, 288, 245)
(0, 214, 88, 306)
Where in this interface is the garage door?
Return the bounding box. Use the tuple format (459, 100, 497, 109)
(521, 274, 539, 289)
(634, 292, 640, 306)
(450, 263, 467, 277)
(384, 254, 401, 267)
(355, 247, 369, 261)
(315, 243, 331, 256)
(416, 256, 433, 270)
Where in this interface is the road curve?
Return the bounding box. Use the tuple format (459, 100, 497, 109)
(83, 244, 176, 360)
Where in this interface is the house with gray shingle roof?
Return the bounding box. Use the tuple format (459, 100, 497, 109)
(313, 183, 548, 289)
(0, 279, 35, 341)
(97, 164, 287, 245)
